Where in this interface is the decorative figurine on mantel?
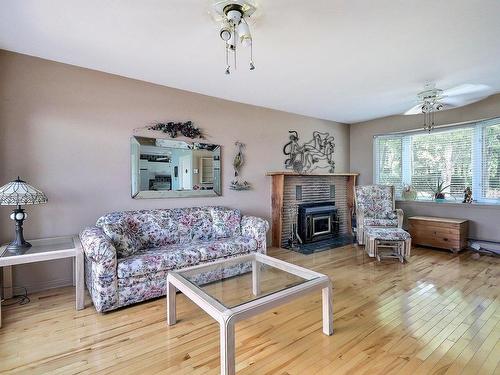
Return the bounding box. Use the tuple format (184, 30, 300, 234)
(463, 187, 473, 203)
(283, 130, 335, 174)
(230, 141, 251, 190)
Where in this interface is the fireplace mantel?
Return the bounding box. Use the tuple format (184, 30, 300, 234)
(266, 171, 359, 177)
(267, 171, 359, 248)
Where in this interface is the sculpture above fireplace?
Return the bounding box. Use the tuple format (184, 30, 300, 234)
(297, 202, 339, 243)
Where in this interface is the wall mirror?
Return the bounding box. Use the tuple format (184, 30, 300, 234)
(131, 136, 221, 199)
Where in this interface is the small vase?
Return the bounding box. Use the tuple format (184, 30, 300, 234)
(402, 190, 417, 201)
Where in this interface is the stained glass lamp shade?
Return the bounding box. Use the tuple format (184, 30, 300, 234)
(0, 177, 47, 254)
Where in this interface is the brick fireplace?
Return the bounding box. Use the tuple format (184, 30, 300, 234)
(267, 172, 358, 250)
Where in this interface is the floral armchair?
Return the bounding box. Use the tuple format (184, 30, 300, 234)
(354, 185, 403, 245)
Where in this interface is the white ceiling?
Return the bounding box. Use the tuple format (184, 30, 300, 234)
(1, 0, 499, 123)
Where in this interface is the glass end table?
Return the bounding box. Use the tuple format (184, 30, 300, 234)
(0, 236, 85, 327)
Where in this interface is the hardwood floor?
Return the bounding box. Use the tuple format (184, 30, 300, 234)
(0, 245, 499, 374)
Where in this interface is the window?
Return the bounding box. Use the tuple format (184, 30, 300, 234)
(374, 136, 402, 189)
(482, 123, 500, 200)
(374, 118, 500, 203)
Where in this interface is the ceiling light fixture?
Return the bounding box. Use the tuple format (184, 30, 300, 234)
(211, 1, 257, 75)
(418, 85, 444, 131)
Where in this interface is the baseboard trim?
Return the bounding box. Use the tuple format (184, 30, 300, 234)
(21, 278, 73, 295)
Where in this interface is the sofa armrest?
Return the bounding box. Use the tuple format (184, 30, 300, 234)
(80, 226, 117, 265)
(395, 208, 404, 228)
(241, 216, 269, 253)
(79, 226, 118, 312)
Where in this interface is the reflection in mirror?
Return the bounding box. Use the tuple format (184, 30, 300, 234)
(131, 136, 221, 199)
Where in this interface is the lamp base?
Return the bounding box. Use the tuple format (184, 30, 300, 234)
(6, 241, 32, 255)
(6, 207, 31, 255)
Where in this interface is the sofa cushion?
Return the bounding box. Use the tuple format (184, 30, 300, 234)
(176, 207, 214, 243)
(117, 244, 201, 279)
(101, 221, 142, 258)
(136, 211, 179, 248)
(116, 236, 258, 279)
(196, 236, 257, 262)
(210, 207, 242, 239)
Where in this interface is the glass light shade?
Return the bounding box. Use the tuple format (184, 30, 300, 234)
(220, 28, 232, 41)
(237, 22, 251, 45)
(0, 178, 48, 206)
(241, 35, 252, 47)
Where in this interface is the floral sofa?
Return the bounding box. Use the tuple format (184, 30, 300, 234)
(79, 206, 269, 312)
(354, 185, 403, 245)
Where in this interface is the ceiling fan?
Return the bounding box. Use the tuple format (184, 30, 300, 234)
(404, 83, 494, 131)
(209, 0, 258, 75)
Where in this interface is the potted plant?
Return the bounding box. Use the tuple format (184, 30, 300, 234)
(430, 178, 450, 202)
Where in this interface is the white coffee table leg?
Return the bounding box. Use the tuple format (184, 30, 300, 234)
(167, 277, 177, 325)
(252, 260, 260, 296)
(322, 282, 333, 335)
(220, 318, 235, 375)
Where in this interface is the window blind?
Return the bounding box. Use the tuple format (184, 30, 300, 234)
(410, 127, 473, 199)
(481, 121, 500, 200)
(373, 117, 500, 203)
(374, 136, 403, 191)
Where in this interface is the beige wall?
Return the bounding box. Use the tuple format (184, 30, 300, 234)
(350, 94, 500, 242)
(0, 50, 350, 292)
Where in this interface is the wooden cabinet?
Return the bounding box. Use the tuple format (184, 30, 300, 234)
(408, 216, 468, 253)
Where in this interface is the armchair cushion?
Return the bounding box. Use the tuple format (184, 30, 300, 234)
(355, 185, 395, 219)
(365, 227, 411, 241)
(364, 218, 399, 227)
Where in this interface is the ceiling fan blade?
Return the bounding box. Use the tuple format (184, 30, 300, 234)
(441, 95, 489, 108)
(404, 103, 424, 115)
(443, 84, 492, 97)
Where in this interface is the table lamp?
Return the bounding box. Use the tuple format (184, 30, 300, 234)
(0, 177, 48, 254)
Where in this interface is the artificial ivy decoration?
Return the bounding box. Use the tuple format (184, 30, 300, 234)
(148, 121, 203, 139)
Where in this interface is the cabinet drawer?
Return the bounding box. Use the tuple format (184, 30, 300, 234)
(412, 234, 461, 250)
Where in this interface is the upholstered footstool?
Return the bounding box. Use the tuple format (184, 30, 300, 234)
(364, 227, 411, 263)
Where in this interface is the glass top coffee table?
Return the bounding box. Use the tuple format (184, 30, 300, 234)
(166, 252, 333, 375)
